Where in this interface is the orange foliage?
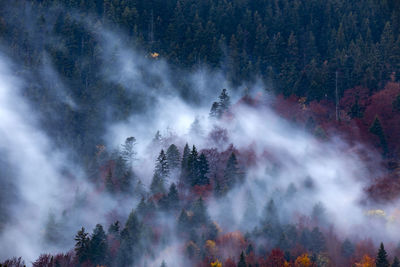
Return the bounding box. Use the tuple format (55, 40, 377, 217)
(354, 255, 376, 267)
(294, 253, 314, 267)
(210, 260, 222, 267)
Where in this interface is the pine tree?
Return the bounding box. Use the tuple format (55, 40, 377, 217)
(74, 227, 90, 263)
(238, 251, 247, 267)
(376, 243, 390, 267)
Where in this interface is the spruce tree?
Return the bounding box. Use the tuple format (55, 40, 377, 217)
(89, 224, 107, 265)
(74, 227, 90, 263)
(376, 243, 390, 267)
(166, 144, 180, 170)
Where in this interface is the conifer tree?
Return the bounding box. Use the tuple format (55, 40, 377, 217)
(74, 227, 90, 263)
(376, 243, 389, 267)
(89, 224, 107, 265)
(196, 153, 210, 185)
(369, 116, 388, 156)
(166, 144, 180, 170)
(238, 251, 247, 267)
(392, 257, 400, 267)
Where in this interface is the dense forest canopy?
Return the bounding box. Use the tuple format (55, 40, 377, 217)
(0, 0, 399, 266)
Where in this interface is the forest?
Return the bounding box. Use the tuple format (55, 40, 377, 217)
(0, 0, 399, 266)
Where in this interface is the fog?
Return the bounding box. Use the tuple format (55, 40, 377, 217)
(0, 1, 398, 265)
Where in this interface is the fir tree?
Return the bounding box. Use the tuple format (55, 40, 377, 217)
(166, 144, 180, 170)
(74, 227, 90, 263)
(376, 243, 389, 267)
(89, 224, 107, 265)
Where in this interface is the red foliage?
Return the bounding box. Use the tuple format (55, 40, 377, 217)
(224, 258, 237, 267)
(265, 248, 286, 267)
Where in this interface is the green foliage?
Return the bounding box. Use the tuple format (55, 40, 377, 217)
(166, 144, 180, 170)
(74, 227, 90, 263)
(369, 116, 389, 156)
(89, 224, 107, 265)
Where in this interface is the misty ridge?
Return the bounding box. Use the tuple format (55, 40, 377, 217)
(0, 0, 400, 267)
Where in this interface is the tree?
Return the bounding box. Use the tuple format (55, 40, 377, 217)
(187, 145, 199, 186)
(392, 257, 400, 267)
(167, 183, 179, 210)
(166, 144, 180, 170)
(74, 227, 90, 263)
(151, 150, 169, 195)
(209, 101, 219, 118)
(341, 238, 355, 258)
(237, 251, 246, 267)
(369, 116, 388, 156)
(376, 243, 389, 267)
(89, 224, 107, 265)
(121, 136, 136, 167)
(222, 152, 241, 190)
(118, 210, 142, 266)
(191, 197, 209, 225)
(180, 143, 191, 184)
(155, 149, 169, 179)
(196, 153, 209, 185)
(218, 88, 231, 116)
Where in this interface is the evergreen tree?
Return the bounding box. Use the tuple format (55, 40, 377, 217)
(392, 257, 400, 267)
(191, 197, 209, 225)
(341, 238, 355, 258)
(209, 101, 219, 118)
(167, 183, 180, 210)
(166, 144, 180, 170)
(89, 224, 107, 265)
(121, 136, 136, 167)
(180, 143, 191, 183)
(118, 210, 142, 266)
(218, 88, 231, 116)
(223, 152, 242, 189)
(155, 149, 169, 179)
(74, 227, 90, 263)
(369, 116, 389, 156)
(196, 153, 210, 185)
(108, 221, 120, 236)
(238, 251, 247, 267)
(187, 145, 199, 186)
(376, 243, 389, 267)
